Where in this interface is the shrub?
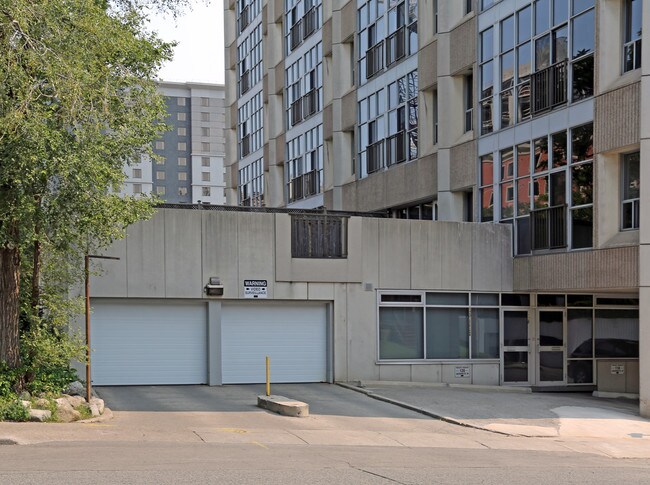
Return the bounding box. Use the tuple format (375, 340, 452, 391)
(0, 397, 29, 422)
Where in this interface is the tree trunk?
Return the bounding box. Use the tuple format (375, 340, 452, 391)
(0, 243, 21, 369)
(30, 239, 41, 319)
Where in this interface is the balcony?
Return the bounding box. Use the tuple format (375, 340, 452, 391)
(366, 41, 384, 79)
(288, 170, 321, 203)
(238, 5, 250, 33)
(290, 20, 302, 50)
(530, 60, 568, 115)
(303, 8, 317, 40)
(302, 89, 318, 118)
(366, 140, 385, 173)
(530, 205, 566, 251)
(240, 69, 250, 95)
(290, 99, 303, 125)
(386, 131, 406, 166)
(241, 134, 251, 158)
(386, 27, 406, 67)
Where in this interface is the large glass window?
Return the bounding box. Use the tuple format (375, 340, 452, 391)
(624, 0, 643, 72)
(622, 152, 640, 230)
(378, 292, 500, 361)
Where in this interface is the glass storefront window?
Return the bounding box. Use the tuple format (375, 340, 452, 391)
(471, 309, 499, 358)
(379, 307, 424, 359)
(426, 308, 470, 359)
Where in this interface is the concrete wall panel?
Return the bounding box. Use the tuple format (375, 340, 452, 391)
(92, 238, 127, 297)
(440, 223, 472, 290)
(164, 210, 203, 298)
(346, 285, 380, 381)
(378, 220, 412, 288)
(126, 213, 165, 298)
(378, 364, 412, 381)
(411, 364, 443, 383)
(237, 212, 275, 298)
(594, 82, 640, 154)
(410, 222, 442, 289)
(202, 211, 239, 299)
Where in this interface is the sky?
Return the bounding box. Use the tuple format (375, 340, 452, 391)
(146, 0, 225, 84)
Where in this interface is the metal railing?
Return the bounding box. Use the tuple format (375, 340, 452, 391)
(290, 99, 303, 125)
(386, 27, 406, 67)
(366, 140, 385, 173)
(386, 131, 406, 166)
(531, 204, 566, 250)
(241, 134, 251, 157)
(531, 60, 568, 115)
(290, 20, 302, 50)
(366, 41, 384, 79)
(302, 89, 318, 118)
(238, 5, 250, 33)
(240, 69, 250, 95)
(303, 7, 317, 40)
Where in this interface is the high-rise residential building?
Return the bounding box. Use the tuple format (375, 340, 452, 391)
(215, 0, 644, 410)
(122, 81, 226, 204)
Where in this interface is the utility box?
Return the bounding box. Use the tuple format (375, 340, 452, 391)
(596, 359, 639, 394)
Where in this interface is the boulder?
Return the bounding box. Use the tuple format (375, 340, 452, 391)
(90, 398, 105, 415)
(29, 409, 51, 422)
(64, 395, 86, 408)
(33, 398, 50, 409)
(55, 398, 81, 423)
(89, 403, 101, 417)
(65, 381, 85, 396)
(20, 400, 31, 409)
(18, 391, 31, 401)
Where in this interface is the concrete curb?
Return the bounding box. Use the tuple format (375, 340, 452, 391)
(336, 382, 514, 437)
(356, 380, 532, 393)
(257, 395, 309, 417)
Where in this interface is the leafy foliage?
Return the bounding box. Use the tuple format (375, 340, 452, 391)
(0, 397, 29, 422)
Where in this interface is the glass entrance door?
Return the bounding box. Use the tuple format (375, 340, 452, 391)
(501, 310, 531, 384)
(536, 310, 566, 385)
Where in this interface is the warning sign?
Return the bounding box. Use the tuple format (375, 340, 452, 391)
(610, 364, 625, 375)
(455, 366, 471, 378)
(244, 279, 268, 299)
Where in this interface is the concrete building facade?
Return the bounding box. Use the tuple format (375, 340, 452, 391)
(219, 0, 647, 414)
(121, 82, 227, 204)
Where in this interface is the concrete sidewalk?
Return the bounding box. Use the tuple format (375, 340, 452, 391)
(340, 381, 650, 440)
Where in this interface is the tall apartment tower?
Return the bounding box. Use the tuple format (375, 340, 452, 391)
(122, 81, 227, 204)
(226, 1, 648, 413)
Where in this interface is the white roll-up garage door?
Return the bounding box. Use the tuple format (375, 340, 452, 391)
(90, 300, 207, 385)
(221, 303, 327, 384)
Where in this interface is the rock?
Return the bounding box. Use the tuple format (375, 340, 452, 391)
(18, 391, 31, 401)
(64, 395, 86, 408)
(55, 398, 81, 423)
(65, 381, 85, 396)
(89, 403, 100, 417)
(20, 400, 31, 409)
(33, 398, 50, 409)
(90, 398, 105, 415)
(29, 409, 51, 422)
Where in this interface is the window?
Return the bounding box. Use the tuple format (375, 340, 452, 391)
(378, 292, 500, 361)
(178, 157, 187, 166)
(201, 112, 210, 122)
(178, 172, 187, 181)
(287, 125, 324, 202)
(238, 24, 263, 95)
(178, 142, 187, 151)
(177, 97, 186, 106)
(177, 112, 187, 121)
(291, 215, 347, 258)
(133, 183, 142, 194)
(156, 186, 166, 195)
(202, 186, 211, 197)
(201, 97, 209, 107)
(622, 152, 640, 230)
(155, 141, 164, 150)
(238, 92, 263, 158)
(480, 123, 593, 253)
(624, 0, 642, 72)
(156, 171, 165, 180)
(466, 0, 473, 15)
(201, 127, 210, 137)
(202, 157, 211, 167)
(177, 127, 186, 136)
(202, 172, 211, 182)
(464, 74, 473, 132)
(201, 142, 210, 152)
(178, 187, 188, 196)
(132, 168, 142, 178)
(285, 43, 323, 129)
(479, 27, 494, 134)
(239, 158, 264, 206)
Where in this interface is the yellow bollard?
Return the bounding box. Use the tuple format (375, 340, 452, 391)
(266, 356, 271, 396)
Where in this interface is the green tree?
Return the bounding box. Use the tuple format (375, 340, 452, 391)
(0, 0, 180, 378)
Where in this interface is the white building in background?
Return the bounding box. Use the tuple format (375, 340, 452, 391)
(121, 81, 227, 205)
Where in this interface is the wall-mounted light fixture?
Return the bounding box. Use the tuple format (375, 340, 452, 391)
(205, 276, 224, 296)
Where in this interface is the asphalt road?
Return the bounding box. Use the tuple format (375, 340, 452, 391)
(0, 384, 649, 484)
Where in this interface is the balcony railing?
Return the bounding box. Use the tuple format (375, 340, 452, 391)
(290, 20, 302, 50)
(366, 41, 384, 79)
(530, 204, 566, 250)
(290, 99, 303, 125)
(386, 131, 406, 166)
(530, 60, 568, 115)
(367, 140, 385, 173)
(386, 27, 406, 67)
(288, 170, 321, 203)
(303, 7, 317, 40)
(240, 69, 250, 95)
(241, 134, 251, 158)
(302, 89, 318, 118)
(238, 5, 250, 33)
